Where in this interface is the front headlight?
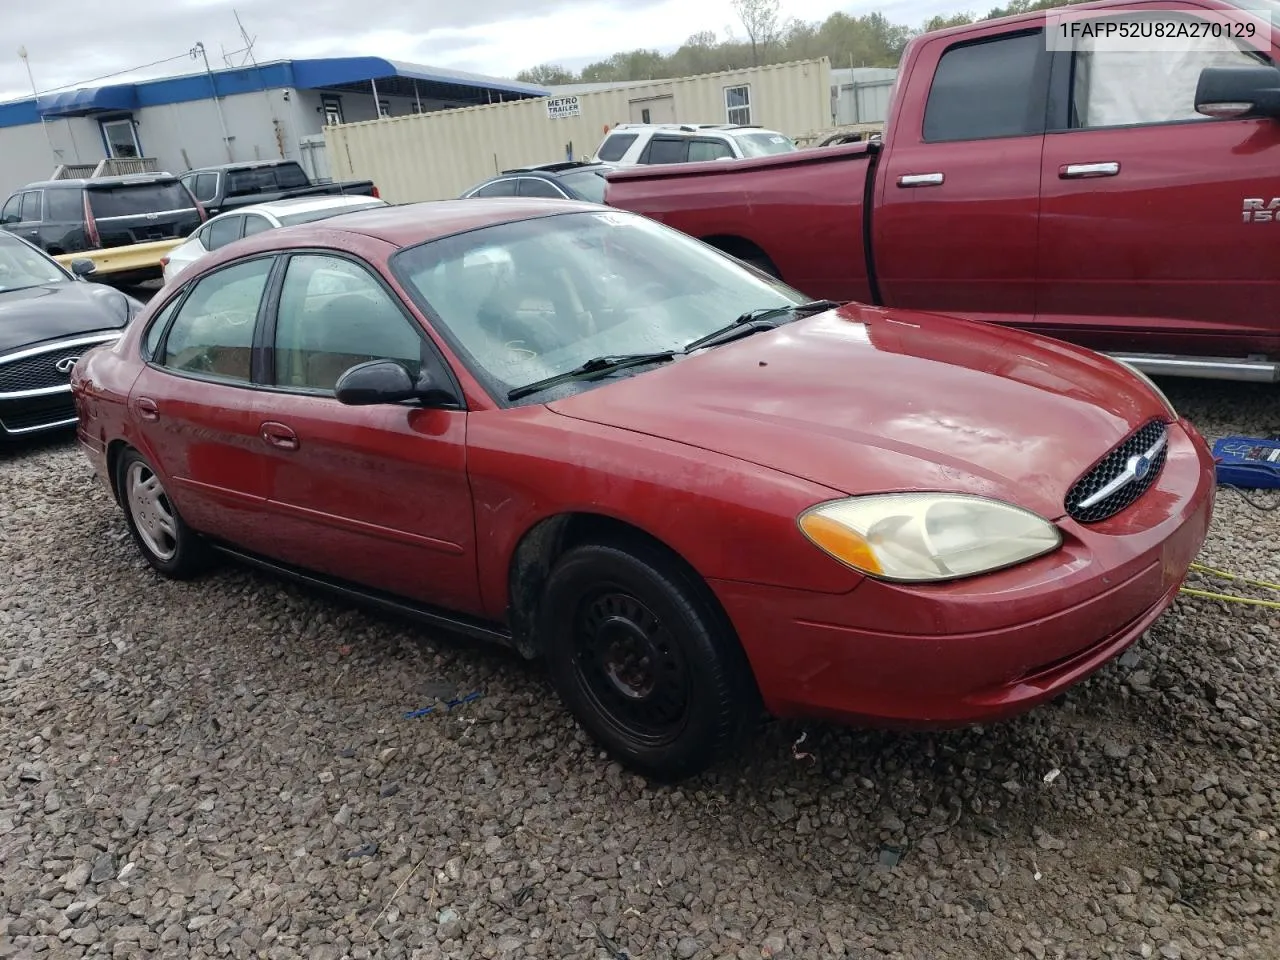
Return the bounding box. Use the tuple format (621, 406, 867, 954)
(798, 493, 1063, 583)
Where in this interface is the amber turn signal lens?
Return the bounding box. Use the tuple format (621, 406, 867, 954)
(798, 512, 884, 575)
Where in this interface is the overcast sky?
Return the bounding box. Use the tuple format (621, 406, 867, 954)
(0, 0, 962, 103)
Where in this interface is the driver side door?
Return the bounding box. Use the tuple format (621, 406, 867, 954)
(250, 252, 482, 615)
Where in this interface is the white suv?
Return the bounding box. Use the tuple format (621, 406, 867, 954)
(590, 124, 797, 166)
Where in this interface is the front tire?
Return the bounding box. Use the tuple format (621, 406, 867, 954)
(116, 448, 210, 579)
(539, 541, 756, 782)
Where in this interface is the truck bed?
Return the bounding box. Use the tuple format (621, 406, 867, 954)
(604, 143, 876, 302)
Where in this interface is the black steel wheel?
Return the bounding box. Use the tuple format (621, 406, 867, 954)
(540, 540, 757, 782)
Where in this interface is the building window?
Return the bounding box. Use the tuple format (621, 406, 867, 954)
(101, 117, 141, 158)
(725, 85, 751, 125)
(322, 97, 344, 126)
(378, 99, 391, 118)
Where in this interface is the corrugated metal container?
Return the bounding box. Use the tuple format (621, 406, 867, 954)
(325, 58, 832, 203)
(830, 67, 898, 126)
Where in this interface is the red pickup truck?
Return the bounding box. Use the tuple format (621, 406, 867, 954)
(605, 0, 1280, 382)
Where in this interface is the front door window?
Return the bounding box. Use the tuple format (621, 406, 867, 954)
(101, 118, 141, 159)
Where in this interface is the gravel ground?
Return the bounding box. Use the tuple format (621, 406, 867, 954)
(1, 378, 1277, 960)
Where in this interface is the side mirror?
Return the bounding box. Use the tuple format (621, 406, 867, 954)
(70, 258, 96, 277)
(334, 359, 455, 407)
(1195, 64, 1280, 120)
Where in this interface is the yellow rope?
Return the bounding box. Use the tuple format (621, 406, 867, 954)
(1189, 562, 1280, 593)
(1178, 586, 1280, 610)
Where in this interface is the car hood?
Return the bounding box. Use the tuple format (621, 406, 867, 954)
(545, 304, 1170, 519)
(0, 281, 131, 354)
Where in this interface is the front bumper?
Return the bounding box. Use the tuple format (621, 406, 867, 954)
(712, 418, 1215, 727)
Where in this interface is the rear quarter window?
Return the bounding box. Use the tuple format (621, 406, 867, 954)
(45, 188, 85, 222)
(87, 182, 196, 218)
(596, 133, 638, 162)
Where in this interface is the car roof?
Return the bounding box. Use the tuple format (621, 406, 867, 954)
(186, 160, 295, 173)
(21, 174, 180, 190)
(499, 161, 610, 176)
(255, 198, 611, 249)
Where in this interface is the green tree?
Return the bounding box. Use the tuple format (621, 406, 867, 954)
(731, 0, 783, 66)
(514, 0, 1082, 82)
(515, 64, 580, 85)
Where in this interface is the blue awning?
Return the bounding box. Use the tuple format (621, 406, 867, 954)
(289, 57, 548, 99)
(37, 84, 140, 119)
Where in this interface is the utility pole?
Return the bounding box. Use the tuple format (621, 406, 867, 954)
(16, 46, 59, 165)
(192, 41, 234, 162)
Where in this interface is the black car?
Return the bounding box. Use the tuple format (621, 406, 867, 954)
(0, 174, 205, 282)
(0, 233, 144, 439)
(460, 161, 612, 203)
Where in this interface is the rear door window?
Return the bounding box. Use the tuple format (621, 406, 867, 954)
(186, 173, 219, 204)
(206, 216, 245, 250)
(688, 139, 735, 162)
(472, 180, 518, 197)
(44, 189, 84, 222)
(641, 137, 689, 164)
(87, 182, 196, 218)
(159, 257, 273, 383)
(518, 178, 567, 198)
(596, 133, 638, 162)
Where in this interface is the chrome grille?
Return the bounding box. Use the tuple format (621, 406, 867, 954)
(0, 334, 119, 396)
(1065, 419, 1169, 523)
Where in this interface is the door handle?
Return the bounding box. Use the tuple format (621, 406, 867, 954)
(134, 397, 159, 422)
(1060, 162, 1120, 179)
(260, 421, 299, 451)
(897, 173, 945, 187)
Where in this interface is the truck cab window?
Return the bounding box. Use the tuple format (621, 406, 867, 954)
(1069, 12, 1267, 128)
(923, 30, 1048, 142)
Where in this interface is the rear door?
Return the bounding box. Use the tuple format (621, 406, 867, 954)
(872, 25, 1049, 322)
(1035, 2, 1280, 357)
(129, 256, 279, 553)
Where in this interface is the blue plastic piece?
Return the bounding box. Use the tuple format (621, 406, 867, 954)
(1212, 435, 1280, 490)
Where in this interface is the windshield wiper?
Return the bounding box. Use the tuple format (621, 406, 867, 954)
(507, 351, 678, 401)
(682, 299, 842, 352)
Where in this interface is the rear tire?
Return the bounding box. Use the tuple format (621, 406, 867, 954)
(539, 541, 756, 782)
(116, 448, 211, 579)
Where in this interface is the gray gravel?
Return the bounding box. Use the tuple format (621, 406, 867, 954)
(1, 378, 1277, 960)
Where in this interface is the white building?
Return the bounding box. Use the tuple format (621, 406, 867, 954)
(0, 57, 550, 199)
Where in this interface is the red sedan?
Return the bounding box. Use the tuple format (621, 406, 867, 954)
(70, 199, 1215, 781)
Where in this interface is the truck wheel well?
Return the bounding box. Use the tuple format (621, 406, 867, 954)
(701, 235, 780, 279)
(506, 512, 739, 663)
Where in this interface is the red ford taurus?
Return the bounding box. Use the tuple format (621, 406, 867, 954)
(70, 199, 1215, 781)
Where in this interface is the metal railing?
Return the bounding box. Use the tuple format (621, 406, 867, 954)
(49, 157, 163, 180)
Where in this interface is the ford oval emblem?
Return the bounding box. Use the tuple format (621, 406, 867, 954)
(1130, 454, 1151, 481)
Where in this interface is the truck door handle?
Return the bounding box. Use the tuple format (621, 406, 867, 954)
(134, 397, 159, 422)
(1061, 162, 1120, 179)
(897, 173, 945, 187)
(260, 421, 299, 451)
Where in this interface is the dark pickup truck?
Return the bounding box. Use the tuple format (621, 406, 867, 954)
(606, 0, 1280, 383)
(180, 160, 379, 217)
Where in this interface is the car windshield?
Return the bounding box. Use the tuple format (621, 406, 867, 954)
(0, 234, 68, 292)
(557, 168, 608, 203)
(391, 209, 809, 401)
(276, 199, 387, 226)
(734, 132, 798, 157)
